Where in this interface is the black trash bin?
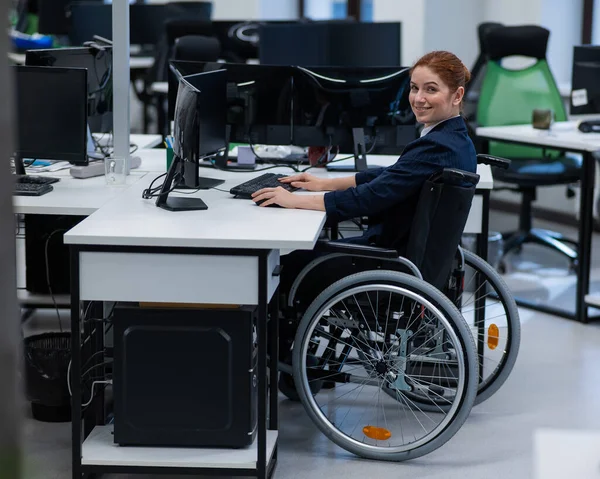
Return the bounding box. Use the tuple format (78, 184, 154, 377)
(24, 332, 72, 422)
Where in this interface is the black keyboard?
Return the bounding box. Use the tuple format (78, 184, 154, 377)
(16, 175, 60, 185)
(230, 173, 299, 198)
(14, 183, 54, 196)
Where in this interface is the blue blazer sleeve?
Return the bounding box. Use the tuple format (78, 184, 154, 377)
(355, 167, 386, 185)
(324, 139, 450, 222)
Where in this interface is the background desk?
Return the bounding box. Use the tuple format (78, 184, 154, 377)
(7, 52, 154, 70)
(476, 121, 600, 323)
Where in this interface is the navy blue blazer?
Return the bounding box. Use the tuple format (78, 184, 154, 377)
(323, 116, 477, 250)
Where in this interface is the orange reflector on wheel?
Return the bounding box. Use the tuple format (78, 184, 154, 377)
(363, 426, 391, 441)
(488, 324, 500, 350)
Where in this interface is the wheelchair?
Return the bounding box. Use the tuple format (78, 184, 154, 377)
(276, 154, 520, 462)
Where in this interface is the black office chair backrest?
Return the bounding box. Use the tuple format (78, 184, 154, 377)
(173, 35, 221, 62)
(463, 22, 503, 122)
(405, 168, 479, 289)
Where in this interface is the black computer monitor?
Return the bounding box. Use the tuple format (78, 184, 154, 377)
(156, 70, 227, 212)
(26, 46, 113, 133)
(13, 65, 88, 169)
(259, 22, 402, 67)
(69, 2, 213, 46)
(291, 65, 416, 170)
(571, 45, 600, 115)
(168, 61, 294, 145)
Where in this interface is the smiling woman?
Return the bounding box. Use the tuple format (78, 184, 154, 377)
(409, 50, 471, 129)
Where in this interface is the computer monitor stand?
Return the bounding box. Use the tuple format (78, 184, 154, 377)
(326, 127, 368, 172)
(155, 154, 208, 211)
(14, 154, 26, 175)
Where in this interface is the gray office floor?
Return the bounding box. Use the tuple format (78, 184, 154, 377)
(19, 210, 600, 479)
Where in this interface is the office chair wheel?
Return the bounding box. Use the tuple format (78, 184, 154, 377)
(292, 270, 478, 461)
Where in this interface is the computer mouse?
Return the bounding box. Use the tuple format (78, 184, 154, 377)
(578, 120, 600, 133)
(254, 199, 282, 208)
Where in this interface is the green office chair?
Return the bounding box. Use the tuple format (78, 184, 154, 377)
(477, 25, 580, 269)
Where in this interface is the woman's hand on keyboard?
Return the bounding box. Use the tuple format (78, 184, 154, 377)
(279, 173, 327, 192)
(252, 187, 298, 208)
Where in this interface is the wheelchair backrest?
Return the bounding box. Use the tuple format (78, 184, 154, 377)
(405, 168, 479, 289)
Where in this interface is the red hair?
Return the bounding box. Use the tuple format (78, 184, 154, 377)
(410, 51, 471, 93)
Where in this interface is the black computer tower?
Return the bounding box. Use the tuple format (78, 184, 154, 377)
(24, 214, 86, 294)
(113, 303, 258, 448)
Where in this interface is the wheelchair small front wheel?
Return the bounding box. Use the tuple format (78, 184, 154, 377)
(292, 270, 478, 462)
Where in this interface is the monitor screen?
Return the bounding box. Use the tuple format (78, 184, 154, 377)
(172, 69, 227, 187)
(291, 65, 416, 152)
(26, 46, 113, 132)
(259, 22, 401, 67)
(169, 61, 294, 145)
(69, 2, 212, 46)
(571, 45, 600, 116)
(13, 66, 88, 164)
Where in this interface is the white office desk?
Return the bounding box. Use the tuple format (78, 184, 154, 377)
(63, 168, 311, 479)
(477, 121, 600, 323)
(13, 171, 149, 216)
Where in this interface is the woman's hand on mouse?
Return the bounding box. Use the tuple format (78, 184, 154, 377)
(252, 187, 298, 208)
(279, 173, 329, 192)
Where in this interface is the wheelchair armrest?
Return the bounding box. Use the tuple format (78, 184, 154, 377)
(314, 240, 399, 259)
(477, 154, 511, 169)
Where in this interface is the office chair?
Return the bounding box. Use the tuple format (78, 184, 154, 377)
(172, 35, 221, 63)
(145, 31, 220, 135)
(476, 25, 580, 269)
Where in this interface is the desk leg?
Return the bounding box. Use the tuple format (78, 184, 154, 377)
(576, 153, 595, 323)
(269, 286, 279, 430)
(70, 249, 83, 479)
(258, 252, 268, 479)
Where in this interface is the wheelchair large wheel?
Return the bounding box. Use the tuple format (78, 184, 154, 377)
(292, 270, 478, 462)
(458, 250, 521, 405)
(406, 250, 521, 412)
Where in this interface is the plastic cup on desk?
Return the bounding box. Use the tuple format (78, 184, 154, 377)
(104, 157, 127, 186)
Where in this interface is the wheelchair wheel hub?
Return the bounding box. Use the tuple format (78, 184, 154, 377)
(375, 360, 388, 376)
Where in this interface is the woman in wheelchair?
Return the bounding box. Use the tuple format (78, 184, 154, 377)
(251, 52, 520, 463)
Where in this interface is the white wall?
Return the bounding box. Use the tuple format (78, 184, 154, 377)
(540, 0, 583, 85)
(211, 0, 260, 20)
(424, 0, 483, 70)
(372, 0, 425, 65)
(304, 0, 334, 20)
(259, 0, 298, 19)
(483, 0, 543, 25)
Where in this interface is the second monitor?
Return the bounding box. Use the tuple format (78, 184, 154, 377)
(156, 69, 227, 212)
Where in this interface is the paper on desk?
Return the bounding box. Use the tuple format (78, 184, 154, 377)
(27, 161, 72, 172)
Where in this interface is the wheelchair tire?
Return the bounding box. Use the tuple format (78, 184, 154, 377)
(292, 270, 478, 462)
(461, 250, 521, 405)
(400, 250, 521, 412)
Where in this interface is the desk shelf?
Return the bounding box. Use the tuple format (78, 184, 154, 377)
(17, 289, 70, 307)
(82, 426, 278, 469)
(584, 294, 600, 309)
